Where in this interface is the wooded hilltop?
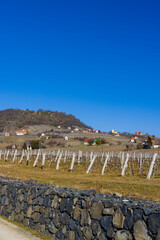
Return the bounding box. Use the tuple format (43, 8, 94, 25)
(0, 109, 91, 131)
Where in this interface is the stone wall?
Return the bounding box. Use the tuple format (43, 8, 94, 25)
(0, 177, 160, 240)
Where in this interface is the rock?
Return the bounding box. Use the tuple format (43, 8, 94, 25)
(51, 196, 59, 208)
(15, 213, 21, 222)
(147, 213, 160, 234)
(60, 198, 68, 212)
(26, 206, 32, 218)
(23, 203, 28, 214)
(10, 211, 15, 221)
(1, 175, 160, 240)
(15, 201, 21, 214)
(0, 185, 7, 196)
(55, 228, 63, 239)
(31, 212, 41, 223)
(90, 202, 104, 220)
(107, 227, 115, 238)
(68, 231, 75, 240)
(19, 212, 24, 221)
(62, 226, 67, 235)
(66, 199, 73, 214)
(156, 230, 160, 240)
(133, 220, 151, 240)
(144, 207, 152, 215)
(103, 207, 114, 215)
(73, 205, 81, 220)
(124, 210, 134, 230)
(133, 208, 143, 222)
(33, 196, 43, 205)
(83, 226, 93, 240)
(100, 216, 112, 231)
(43, 196, 51, 208)
(69, 219, 77, 230)
(48, 222, 58, 234)
(91, 220, 101, 236)
(40, 224, 45, 233)
(113, 208, 125, 229)
(33, 205, 40, 212)
(44, 188, 54, 196)
(85, 198, 92, 209)
(27, 195, 32, 205)
(80, 209, 89, 226)
(115, 230, 133, 240)
(73, 198, 78, 205)
(28, 179, 37, 185)
(82, 200, 86, 208)
(20, 202, 24, 211)
(60, 212, 70, 225)
(39, 206, 45, 214)
(121, 205, 128, 216)
(4, 197, 9, 206)
(104, 201, 112, 208)
(97, 230, 107, 240)
(39, 213, 45, 224)
(52, 212, 61, 228)
(114, 192, 123, 198)
(23, 218, 29, 227)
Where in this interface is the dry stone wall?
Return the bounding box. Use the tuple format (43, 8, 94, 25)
(0, 177, 160, 240)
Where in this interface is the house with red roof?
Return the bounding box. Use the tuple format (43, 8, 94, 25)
(15, 130, 28, 136)
(135, 132, 142, 136)
(5, 132, 10, 137)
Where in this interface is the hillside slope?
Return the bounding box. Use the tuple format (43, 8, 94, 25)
(0, 109, 91, 131)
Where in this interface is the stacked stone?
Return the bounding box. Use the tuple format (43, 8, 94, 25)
(0, 178, 159, 240)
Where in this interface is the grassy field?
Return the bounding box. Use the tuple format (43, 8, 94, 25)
(0, 158, 160, 202)
(0, 134, 160, 202)
(1, 134, 160, 153)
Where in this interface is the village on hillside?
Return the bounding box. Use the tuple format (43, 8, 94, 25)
(1, 125, 160, 151)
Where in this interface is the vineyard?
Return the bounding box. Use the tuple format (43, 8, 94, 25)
(0, 149, 160, 201)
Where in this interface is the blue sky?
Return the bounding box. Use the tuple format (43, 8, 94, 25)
(0, 0, 160, 136)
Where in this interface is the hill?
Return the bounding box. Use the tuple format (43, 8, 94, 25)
(0, 109, 91, 131)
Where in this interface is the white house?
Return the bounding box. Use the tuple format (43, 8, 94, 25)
(151, 145, 160, 148)
(135, 132, 142, 136)
(112, 129, 118, 134)
(129, 138, 136, 143)
(15, 130, 27, 136)
(5, 132, 10, 137)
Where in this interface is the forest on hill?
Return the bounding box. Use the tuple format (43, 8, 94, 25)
(0, 109, 90, 131)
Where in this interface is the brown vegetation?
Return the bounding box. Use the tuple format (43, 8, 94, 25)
(0, 157, 160, 201)
(0, 109, 90, 131)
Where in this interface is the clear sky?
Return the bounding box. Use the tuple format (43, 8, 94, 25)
(0, 0, 160, 136)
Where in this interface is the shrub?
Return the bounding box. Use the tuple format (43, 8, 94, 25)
(137, 143, 143, 149)
(126, 144, 134, 151)
(47, 140, 57, 146)
(7, 144, 17, 149)
(30, 140, 40, 149)
(74, 137, 86, 142)
(57, 142, 65, 147)
(101, 138, 107, 144)
(147, 136, 153, 147)
(52, 135, 63, 139)
(96, 139, 101, 146)
(88, 139, 94, 145)
(22, 142, 27, 149)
